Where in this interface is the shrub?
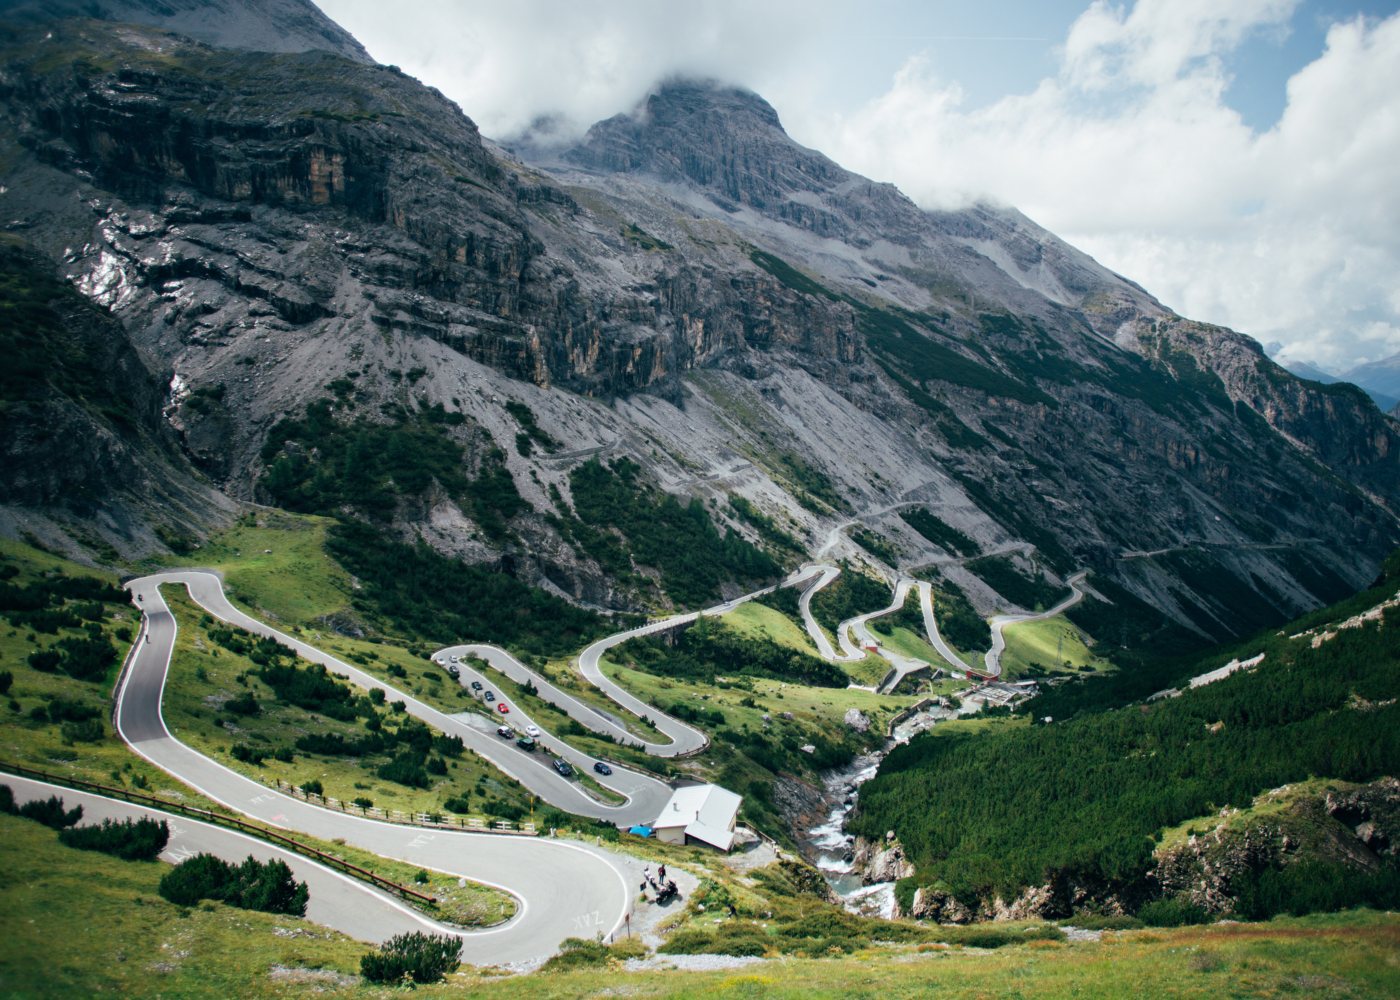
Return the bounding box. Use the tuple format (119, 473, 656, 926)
(360, 931, 462, 984)
(60, 718, 104, 743)
(541, 937, 612, 970)
(1064, 914, 1144, 931)
(159, 853, 308, 915)
(1138, 898, 1213, 927)
(224, 691, 260, 716)
(27, 649, 60, 673)
(377, 752, 429, 789)
(0, 670, 11, 694)
(59, 816, 169, 860)
(230, 744, 267, 765)
(659, 923, 770, 957)
(55, 634, 118, 681)
(10, 793, 83, 829)
(44, 697, 99, 722)
(442, 796, 470, 814)
(300, 779, 323, 797)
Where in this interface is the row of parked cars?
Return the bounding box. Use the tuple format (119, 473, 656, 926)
(447, 654, 617, 780)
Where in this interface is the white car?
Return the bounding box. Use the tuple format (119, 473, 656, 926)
(525, 724, 541, 737)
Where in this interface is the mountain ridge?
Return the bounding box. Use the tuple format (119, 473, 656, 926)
(0, 8, 1395, 645)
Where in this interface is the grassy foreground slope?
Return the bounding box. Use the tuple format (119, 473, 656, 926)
(2, 809, 1397, 998)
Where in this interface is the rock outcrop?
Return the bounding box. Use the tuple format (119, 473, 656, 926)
(851, 833, 916, 885)
(1150, 778, 1400, 916)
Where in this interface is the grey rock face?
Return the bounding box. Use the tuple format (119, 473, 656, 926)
(0, 16, 1396, 633)
(0, 0, 373, 63)
(851, 835, 916, 884)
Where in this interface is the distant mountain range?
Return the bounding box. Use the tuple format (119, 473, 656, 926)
(1277, 355, 1400, 413)
(0, 0, 1397, 647)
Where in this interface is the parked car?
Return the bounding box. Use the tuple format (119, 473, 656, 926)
(553, 758, 574, 777)
(483, 690, 495, 701)
(516, 736, 536, 751)
(525, 724, 541, 737)
(470, 681, 482, 691)
(496, 725, 514, 738)
(592, 761, 612, 776)
(497, 703, 509, 714)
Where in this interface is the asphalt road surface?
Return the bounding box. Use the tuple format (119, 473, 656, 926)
(119, 575, 632, 965)
(2, 774, 465, 946)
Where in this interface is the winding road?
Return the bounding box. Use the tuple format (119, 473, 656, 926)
(95, 565, 825, 961)
(982, 570, 1090, 677)
(113, 575, 636, 964)
(82, 546, 1085, 963)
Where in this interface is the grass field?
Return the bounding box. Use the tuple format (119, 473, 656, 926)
(144, 511, 352, 626)
(3, 810, 1397, 998)
(998, 614, 1112, 680)
(719, 602, 818, 655)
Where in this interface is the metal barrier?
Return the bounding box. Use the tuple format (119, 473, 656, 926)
(0, 760, 437, 905)
(267, 779, 537, 835)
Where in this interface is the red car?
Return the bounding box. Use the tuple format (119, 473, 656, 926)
(497, 703, 509, 714)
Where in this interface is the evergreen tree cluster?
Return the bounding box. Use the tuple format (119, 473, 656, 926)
(260, 399, 522, 538)
(564, 458, 780, 608)
(326, 520, 607, 657)
(849, 600, 1400, 917)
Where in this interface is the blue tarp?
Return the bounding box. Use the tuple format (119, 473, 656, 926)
(627, 825, 653, 837)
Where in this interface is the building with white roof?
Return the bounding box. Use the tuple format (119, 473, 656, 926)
(651, 784, 742, 852)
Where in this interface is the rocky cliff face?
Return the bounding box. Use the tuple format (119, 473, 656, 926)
(0, 0, 372, 63)
(0, 9, 1396, 637)
(1151, 779, 1400, 916)
(0, 238, 233, 550)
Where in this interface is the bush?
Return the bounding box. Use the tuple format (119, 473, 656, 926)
(44, 697, 99, 722)
(6, 793, 83, 830)
(55, 634, 118, 681)
(1137, 898, 1213, 927)
(541, 937, 612, 970)
(60, 718, 104, 743)
(0, 670, 11, 694)
(27, 649, 60, 673)
(1064, 913, 1144, 931)
(377, 751, 429, 789)
(360, 931, 461, 984)
(159, 853, 308, 915)
(659, 923, 770, 957)
(224, 691, 260, 716)
(230, 744, 267, 765)
(59, 816, 169, 860)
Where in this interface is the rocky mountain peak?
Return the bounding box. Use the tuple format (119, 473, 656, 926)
(564, 76, 846, 211)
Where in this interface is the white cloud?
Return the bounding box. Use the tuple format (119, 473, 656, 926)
(316, 0, 825, 141)
(802, 6, 1400, 370)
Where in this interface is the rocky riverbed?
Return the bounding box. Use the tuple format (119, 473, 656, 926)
(797, 698, 972, 917)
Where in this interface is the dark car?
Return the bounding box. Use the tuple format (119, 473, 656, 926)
(592, 761, 612, 776)
(553, 758, 574, 777)
(470, 681, 482, 691)
(496, 725, 514, 738)
(483, 690, 495, 701)
(516, 736, 536, 751)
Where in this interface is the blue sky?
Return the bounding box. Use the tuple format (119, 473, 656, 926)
(320, 0, 1400, 372)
